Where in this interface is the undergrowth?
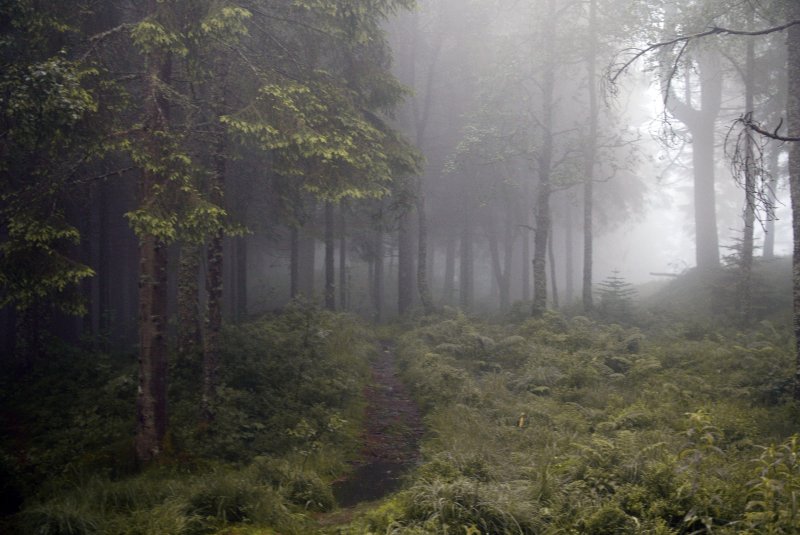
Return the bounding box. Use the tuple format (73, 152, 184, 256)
(340, 308, 800, 534)
(1, 301, 371, 534)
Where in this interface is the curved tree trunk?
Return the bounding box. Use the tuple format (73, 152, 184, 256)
(665, 49, 722, 271)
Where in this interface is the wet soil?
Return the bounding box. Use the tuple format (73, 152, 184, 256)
(331, 343, 424, 508)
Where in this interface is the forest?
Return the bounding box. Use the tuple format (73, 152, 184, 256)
(2, 0, 800, 533)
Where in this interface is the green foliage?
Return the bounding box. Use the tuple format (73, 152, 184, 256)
(4, 307, 374, 533)
(596, 270, 638, 324)
(344, 311, 800, 534)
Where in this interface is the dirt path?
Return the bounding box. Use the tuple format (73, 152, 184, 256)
(330, 342, 423, 508)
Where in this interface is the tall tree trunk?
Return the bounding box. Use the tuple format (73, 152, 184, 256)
(488, 214, 506, 310)
(502, 204, 514, 310)
(787, 3, 800, 399)
(299, 202, 316, 297)
(532, 0, 555, 316)
(565, 199, 574, 304)
(235, 236, 247, 321)
(442, 234, 456, 305)
(583, 0, 598, 312)
(665, 49, 723, 271)
(764, 143, 780, 259)
(521, 189, 531, 301)
(373, 223, 384, 322)
(325, 201, 335, 311)
(134, 15, 171, 462)
(202, 157, 225, 424)
(339, 204, 347, 310)
(548, 222, 559, 309)
(98, 181, 110, 342)
(740, 11, 756, 324)
(201, 58, 229, 424)
(460, 208, 474, 311)
(398, 206, 414, 315)
(417, 191, 434, 314)
(290, 226, 299, 298)
(177, 242, 201, 359)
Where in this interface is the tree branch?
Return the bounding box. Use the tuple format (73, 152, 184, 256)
(610, 19, 800, 83)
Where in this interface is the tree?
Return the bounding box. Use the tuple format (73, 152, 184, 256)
(611, 1, 800, 397)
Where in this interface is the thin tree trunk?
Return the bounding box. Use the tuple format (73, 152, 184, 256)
(583, 0, 598, 312)
(339, 204, 347, 310)
(325, 201, 335, 311)
(373, 224, 384, 322)
(299, 201, 316, 297)
(502, 204, 514, 310)
(460, 208, 474, 311)
(532, 0, 555, 316)
(740, 10, 756, 324)
(398, 206, 414, 315)
(98, 181, 110, 341)
(565, 199, 574, 304)
(236, 236, 246, 321)
(417, 191, 434, 314)
(290, 226, 299, 298)
(548, 222, 559, 308)
(442, 234, 456, 305)
(521, 192, 530, 301)
(488, 214, 506, 310)
(134, 18, 171, 462)
(764, 144, 779, 259)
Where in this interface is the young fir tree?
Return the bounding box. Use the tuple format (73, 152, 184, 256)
(596, 270, 637, 323)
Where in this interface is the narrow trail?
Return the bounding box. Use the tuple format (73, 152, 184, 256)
(330, 342, 424, 509)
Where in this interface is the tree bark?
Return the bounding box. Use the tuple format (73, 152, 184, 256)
(373, 221, 384, 322)
(565, 198, 574, 304)
(416, 190, 435, 314)
(787, 3, 800, 399)
(521, 185, 531, 302)
(299, 201, 316, 297)
(398, 205, 414, 315)
(202, 151, 225, 424)
(177, 242, 201, 359)
(548, 222, 559, 309)
(324, 201, 335, 311)
(532, 0, 555, 316)
(339, 204, 347, 310)
(134, 10, 171, 462)
(764, 143, 779, 259)
(740, 10, 756, 324)
(235, 236, 247, 321)
(201, 56, 229, 424)
(290, 225, 299, 298)
(442, 233, 456, 306)
(665, 49, 722, 271)
(459, 208, 474, 311)
(583, 0, 598, 312)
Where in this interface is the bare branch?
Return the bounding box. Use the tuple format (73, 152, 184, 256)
(610, 19, 800, 83)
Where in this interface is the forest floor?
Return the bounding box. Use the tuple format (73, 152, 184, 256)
(316, 341, 424, 527)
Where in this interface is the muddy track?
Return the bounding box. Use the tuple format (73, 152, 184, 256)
(331, 342, 424, 508)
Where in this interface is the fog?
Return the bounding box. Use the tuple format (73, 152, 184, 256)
(1, 0, 793, 352)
